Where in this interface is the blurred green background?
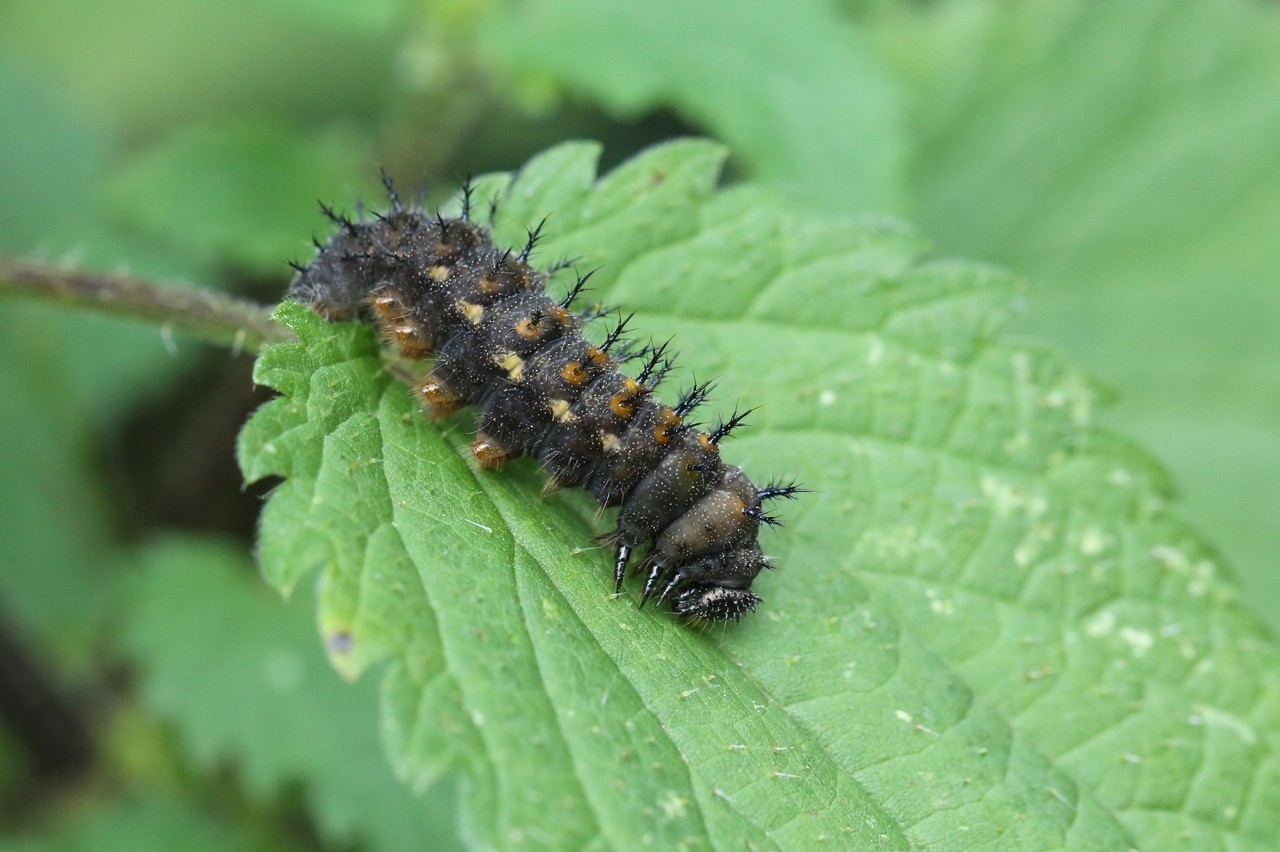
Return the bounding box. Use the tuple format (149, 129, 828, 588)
(1, 0, 1276, 847)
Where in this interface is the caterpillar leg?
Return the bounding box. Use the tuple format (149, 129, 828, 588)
(672, 586, 761, 621)
(613, 544, 632, 594)
(470, 433, 512, 469)
(413, 376, 465, 419)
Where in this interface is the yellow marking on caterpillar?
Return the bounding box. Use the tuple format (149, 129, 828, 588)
(494, 351, 524, 381)
(550, 399, 575, 422)
(459, 300, 485, 325)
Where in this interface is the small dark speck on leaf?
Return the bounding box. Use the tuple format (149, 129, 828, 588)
(327, 630, 355, 654)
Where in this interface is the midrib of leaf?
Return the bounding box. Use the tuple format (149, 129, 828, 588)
(447, 422, 909, 847)
(240, 140, 1279, 847)
(302, 391, 542, 844)
(390, 490, 602, 848)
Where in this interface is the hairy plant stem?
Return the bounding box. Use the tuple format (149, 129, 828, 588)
(0, 257, 293, 353)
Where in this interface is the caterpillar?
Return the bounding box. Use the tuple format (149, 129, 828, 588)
(285, 175, 803, 622)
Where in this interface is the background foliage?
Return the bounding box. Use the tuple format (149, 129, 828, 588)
(1, 0, 1276, 848)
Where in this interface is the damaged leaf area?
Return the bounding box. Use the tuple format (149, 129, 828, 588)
(238, 140, 1280, 849)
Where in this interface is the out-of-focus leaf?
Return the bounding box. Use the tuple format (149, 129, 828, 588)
(0, 361, 121, 669)
(0, 58, 101, 254)
(0, 793, 252, 852)
(240, 140, 1279, 847)
(879, 0, 1280, 628)
(0, 726, 22, 790)
(262, 0, 406, 35)
(0, 61, 131, 668)
(0, 0, 399, 137)
(107, 122, 375, 277)
(122, 536, 463, 852)
(0, 54, 231, 422)
(474, 0, 906, 214)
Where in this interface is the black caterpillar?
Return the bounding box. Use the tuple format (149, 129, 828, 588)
(286, 176, 802, 621)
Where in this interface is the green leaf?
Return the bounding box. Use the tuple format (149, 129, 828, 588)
(474, 0, 906, 214)
(0, 314, 128, 670)
(0, 793, 253, 852)
(882, 0, 1280, 631)
(122, 536, 463, 852)
(0, 63, 137, 668)
(259, 0, 405, 36)
(0, 56, 103, 254)
(240, 140, 1279, 847)
(0, 0, 399, 138)
(107, 121, 374, 276)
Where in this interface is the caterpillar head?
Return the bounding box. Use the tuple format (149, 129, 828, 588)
(671, 585, 762, 622)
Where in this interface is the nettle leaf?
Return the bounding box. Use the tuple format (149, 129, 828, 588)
(238, 140, 1279, 848)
